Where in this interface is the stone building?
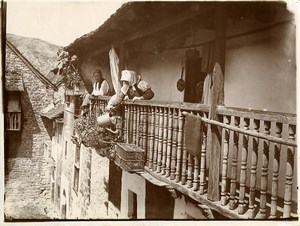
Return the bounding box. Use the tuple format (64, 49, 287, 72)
(4, 40, 61, 219)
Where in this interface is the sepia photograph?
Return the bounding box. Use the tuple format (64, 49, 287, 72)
(1, 0, 298, 223)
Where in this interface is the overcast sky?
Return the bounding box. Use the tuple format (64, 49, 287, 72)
(6, 0, 124, 46)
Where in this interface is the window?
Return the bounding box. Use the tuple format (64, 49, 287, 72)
(73, 144, 80, 194)
(75, 144, 80, 165)
(65, 94, 71, 105)
(128, 190, 137, 219)
(65, 141, 68, 158)
(73, 166, 79, 194)
(6, 93, 21, 131)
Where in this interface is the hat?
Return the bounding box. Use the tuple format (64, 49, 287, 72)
(120, 70, 136, 85)
(92, 69, 102, 77)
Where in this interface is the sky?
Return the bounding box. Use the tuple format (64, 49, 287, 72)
(6, 0, 124, 46)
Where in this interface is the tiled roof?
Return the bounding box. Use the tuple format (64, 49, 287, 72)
(5, 71, 24, 91)
(40, 103, 64, 119)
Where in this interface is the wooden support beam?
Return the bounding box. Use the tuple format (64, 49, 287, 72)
(207, 63, 223, 201)
(212, 3, 226, 105)
(206, 4, 227, 201)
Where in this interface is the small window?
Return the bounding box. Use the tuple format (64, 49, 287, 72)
(65, 141, 68, 158)
(65, 94, 71, 105)
(73, 166, 79, 194)
(128, 190, 137, 219)
(6, 93, 21, 131)
(75, 144, 80, 165)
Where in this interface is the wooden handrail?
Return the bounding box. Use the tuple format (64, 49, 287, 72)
(90, 96, 296, 125)
(182, 111, 297, 147)
(218, 106, 296, 125)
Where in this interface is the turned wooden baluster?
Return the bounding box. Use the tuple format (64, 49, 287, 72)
(229, 116, 240, 210)
(123, 105, 128, 143)
(148, 106, 155, 169)
(137, 106, 142, 146)
(270, 122, 283, 218)
(157, 107, 164, 173)
(142, 106, 148, 151)
(181, 136, 188, 185)
(283, 124, 296, 218)
(161, 107, 168, 175)
(138, 106, 144, 148)
(238, 118, 250, 214)
(199, 112, 208, 195)
(132, 105, 137, 144)
(192, 112, 200, 191)
(248, 119, 260, 219)
(258, 120, 271, 219)
(175, 109, 183, 182)
(187, 154, 194, 188)
(170, 108, 178, 180)
(128, 105, 134, 144)
(165, 107, 173, 177)
(152, 107, 160, 171)
(221, 115, 231, 206)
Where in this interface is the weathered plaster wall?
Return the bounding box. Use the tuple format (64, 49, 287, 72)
(5, 46, 54, 219)
(88, 149, 109, 219)
(224, 22, 296, 113)
(120, 171, 146, 219)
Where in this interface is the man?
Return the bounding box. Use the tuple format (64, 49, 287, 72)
(81, 69, 110, 109)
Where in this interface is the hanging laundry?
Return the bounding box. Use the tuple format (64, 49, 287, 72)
(109, 47, 121, 93)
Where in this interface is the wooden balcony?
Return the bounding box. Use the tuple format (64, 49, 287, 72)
(90, 96, 297, 219)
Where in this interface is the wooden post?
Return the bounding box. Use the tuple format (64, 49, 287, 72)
(212, 3, 226, 105)
(207, 63, 224, 201)
(206, 2, 226, 201)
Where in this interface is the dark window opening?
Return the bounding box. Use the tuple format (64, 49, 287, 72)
(6, 92, 21, 131)
(128, 190, 137, 219)
(73, 166, 79, 194)
(65, 141, 67, 157)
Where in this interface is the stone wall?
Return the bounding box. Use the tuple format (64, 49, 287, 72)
(4, 46, 55, 219)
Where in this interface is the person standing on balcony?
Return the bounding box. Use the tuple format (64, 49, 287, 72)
(81, 69, 110, 110)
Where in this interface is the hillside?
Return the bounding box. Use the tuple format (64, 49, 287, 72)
(6, 33, 62, 83)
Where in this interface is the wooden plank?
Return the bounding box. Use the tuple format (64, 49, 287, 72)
(207, 63, 223, 201)
(218, 107, 296, 125)
(144, 166, 246, 219)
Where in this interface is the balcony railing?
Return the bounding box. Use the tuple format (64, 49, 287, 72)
(90, 96, 297, 219)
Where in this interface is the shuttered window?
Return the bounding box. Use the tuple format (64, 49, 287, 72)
(6, 93, 21, 131)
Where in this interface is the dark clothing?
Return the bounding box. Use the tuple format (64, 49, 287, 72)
(127, 84, 154, 100)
